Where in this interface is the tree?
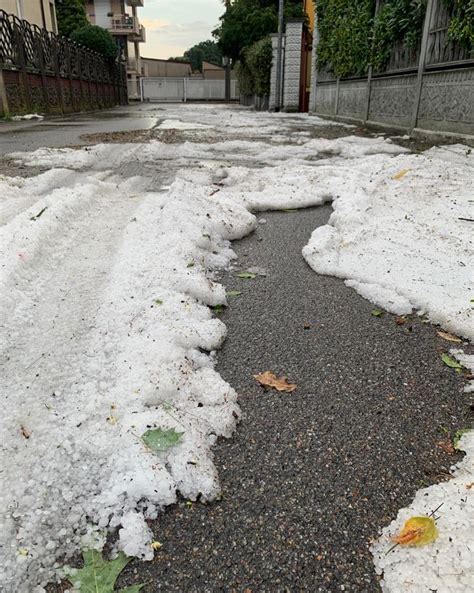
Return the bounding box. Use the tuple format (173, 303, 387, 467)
(214, 0, 305, 62)
(71, 25, 117, 59)
(184, 40, 223, 71)
(55, 0, 89, 37)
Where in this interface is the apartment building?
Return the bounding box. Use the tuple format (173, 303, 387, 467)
(85, 0, 146, 99)
(1, 0, 58, 32)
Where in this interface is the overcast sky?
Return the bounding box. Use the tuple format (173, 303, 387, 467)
(140, 0, 224, 59)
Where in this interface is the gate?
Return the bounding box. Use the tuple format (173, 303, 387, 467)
(141, 77, 239, 102)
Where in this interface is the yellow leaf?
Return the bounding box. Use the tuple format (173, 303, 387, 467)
(253, 371, 297, 393)
(393, 168, 410, 180)
(391, 516, 438, 547)
(150, 541, 162, 550)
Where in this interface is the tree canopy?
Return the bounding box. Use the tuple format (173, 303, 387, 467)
(71, 25, 117, 59)
(184, 40, 223, 71)
(213, 0, 305, 61)
(55, 0, 89, 37)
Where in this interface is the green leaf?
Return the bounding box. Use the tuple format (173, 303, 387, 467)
(65, 550, 141, 593)
(226, 290, 242, 298)
(371, 309, 383, 317)
(154, 299, 163, 305)
(120, 585, 145, 593)
(237, 272, 256, 279)
(186, 262, 195, 268)
(142, 427, 183, 452)
(440, 353, 463, 370)
(211, 304, 225, 314)
(453, 428, 471, 450)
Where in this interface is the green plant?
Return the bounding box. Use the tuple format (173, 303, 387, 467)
(71, 25, 117, 59)
(245, 37, 273, 96)
(371, 0, 427, 71)
(316, 0, 374, 77)
(56, 0, 89, 38)
(443, 0, 474, 50)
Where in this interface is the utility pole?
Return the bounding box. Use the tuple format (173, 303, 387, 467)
(275, 0, 284, 111)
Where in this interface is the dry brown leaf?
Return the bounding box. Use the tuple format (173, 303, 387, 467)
(466, 482, 474, 490)
(395, 316, 406, 325)
(437, 440, 455, 455)
(437, 330, 462, 343)
(254, 371, 297, 393)
(20, 425, 31, 439)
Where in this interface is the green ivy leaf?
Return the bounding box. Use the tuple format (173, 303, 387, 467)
(237, 272, 256, 279)
(371, 309, 383, 317)
(440, 353, 463, 370)
(226, 290, 242, 298)
(142, 428, 184, 452)
(65, 550, 142, 593)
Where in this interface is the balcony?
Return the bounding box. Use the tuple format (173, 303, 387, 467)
(135, 25, 146, 43)
(127, 0, 144, 6)
(108, 14, 139, 36)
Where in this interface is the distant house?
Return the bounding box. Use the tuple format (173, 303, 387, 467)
(1, 0, 58, 32)
(141, 58, 192, 78)
(85, 0, 146, 101)
(201, 61, 236, 80)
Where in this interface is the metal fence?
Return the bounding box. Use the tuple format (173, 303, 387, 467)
(141, 77, 239, 102)
(0, 10, 127, 116)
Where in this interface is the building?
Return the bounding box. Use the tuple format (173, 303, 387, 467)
(141, 57, 192, 79)
(0, 0, 58, 32)
(85, 0, 146, 100)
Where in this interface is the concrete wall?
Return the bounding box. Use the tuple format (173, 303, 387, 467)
(1, 0, 57, 32)
(312, 67, 474, 135)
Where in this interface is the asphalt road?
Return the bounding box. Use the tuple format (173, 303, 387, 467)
(4, 105, 468, 593)
(117, 206, 467, 593)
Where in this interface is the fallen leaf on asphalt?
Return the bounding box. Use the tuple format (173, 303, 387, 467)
(372, 309, 383, 317)
(437, 330, 462, 343)
(393, 168, 410, 180)
(440, 353, 463, 370)
(254, 371, 297, 393)
(437, 440, 455, 455)
(142, 427, 184, 452)
(391, 516, 438, 547)
(150, 541, 162, 550)
(226, 290, 242, 298)
(237, 271, 257, 279)
(395, 316, 406, 325)
(64, 549, 143, 593)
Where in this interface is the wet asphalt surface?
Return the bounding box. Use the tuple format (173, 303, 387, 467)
(116, 207, 469, 593)
(5, 105, 470, 592)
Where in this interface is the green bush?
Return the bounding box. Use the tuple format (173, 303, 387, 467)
(71, 25, 117, 59)
(371, 0, 427, 71)
(316, 0, 374, 77)
(444, 0, 474, 50)
(237, 37, 273, 96)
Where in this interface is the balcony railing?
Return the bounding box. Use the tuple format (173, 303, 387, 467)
(109, 15, 139, 35)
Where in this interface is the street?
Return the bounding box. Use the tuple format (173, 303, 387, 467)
(0, 104, 472, 593)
